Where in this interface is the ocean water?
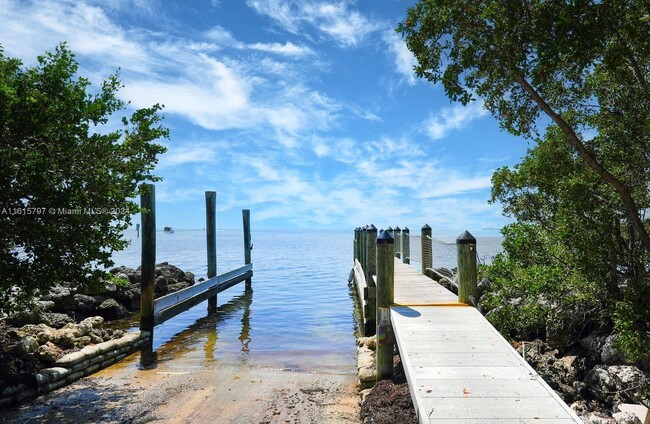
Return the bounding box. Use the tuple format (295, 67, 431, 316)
(111, 229, 502, 373)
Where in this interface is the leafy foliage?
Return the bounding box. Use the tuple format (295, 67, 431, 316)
(0, 44, 167, 309)
(399, 1, 650, 359)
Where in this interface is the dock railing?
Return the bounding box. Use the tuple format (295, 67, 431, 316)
(139, 184, 253, 366)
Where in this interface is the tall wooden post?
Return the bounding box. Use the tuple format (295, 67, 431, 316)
(365, 225, 377, 336)
(361, 226, 367, 273)
(394, 226, 401, 259)
(206, 191, 217, 312)
(365, 225, 377, 279)
(376, 230, 394, 380)
(353, 228, 359, 264)
(140, 184, 156, 367)
(402, 227, 410, 264)
(421, 224, 432, 277)
(242, 209, 252, 289)
(457, 230, 478, 305)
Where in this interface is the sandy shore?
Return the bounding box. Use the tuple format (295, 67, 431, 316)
(0, 351, 360, 423)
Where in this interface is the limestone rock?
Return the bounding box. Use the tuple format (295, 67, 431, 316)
(19, 336, 39, 354)
(42, 313, 74, 329)
(613, 412, 642, 424)
(154, 276, 168, 295)
(97, 299, 129, 320)
(602, 335, 626, 365)
(36, 342, 64, 364)
(72, 294, 98, 313)
(586, 365, 649, 404)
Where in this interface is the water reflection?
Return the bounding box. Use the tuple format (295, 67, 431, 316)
(141, 286, 253, 367)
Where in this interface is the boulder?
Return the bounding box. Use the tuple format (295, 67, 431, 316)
(36, 342, 64, 364)
(36, 300, 55, 312)
(80, 316, 104, 328)
(97, 298, 129, 320)
(19, 336, 39, 354)
(72, 294, 98, 313)
(580, 331, 609, 364)
(167, 282, 191, 293)
(184, 272, 195, 284)
(602, 334, 626, 365)
(612, 412, 642, 424)
(42, 313, 74, 329)
(7, 310, 50, 327)
(113, 284, 140, 312)
(154, 276, 168, 295)
(586, 365, 649, 404)
(51, 328, 76, 348)
(40, 285, 75, 311)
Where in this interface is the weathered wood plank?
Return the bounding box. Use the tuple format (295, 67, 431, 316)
(414, 379, 552, 398)
(418, 397, 574, 420)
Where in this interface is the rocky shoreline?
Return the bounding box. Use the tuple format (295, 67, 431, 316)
(0, 263, 196, 404)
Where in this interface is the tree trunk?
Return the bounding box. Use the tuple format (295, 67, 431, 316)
(514, 73, 650, 254)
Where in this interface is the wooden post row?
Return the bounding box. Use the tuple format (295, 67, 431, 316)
(457, 230, 478, 305)
(376, 230, 394, 380)
(206, 191, 217, 311)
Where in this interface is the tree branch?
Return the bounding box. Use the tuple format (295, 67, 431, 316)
(514, 73, 650, 254)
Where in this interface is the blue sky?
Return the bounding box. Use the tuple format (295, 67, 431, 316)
(1, 0, 531, 236)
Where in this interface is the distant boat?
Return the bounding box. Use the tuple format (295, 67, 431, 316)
(163, 226, 175, 234)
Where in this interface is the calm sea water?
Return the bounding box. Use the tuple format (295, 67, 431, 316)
(111, 229, 502, 373)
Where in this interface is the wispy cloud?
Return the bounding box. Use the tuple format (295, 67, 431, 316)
(246, 0, 383, 47)
(383, 30, 417, 86)
(248, 41, 314, 56)
(424, 101, 489, 140)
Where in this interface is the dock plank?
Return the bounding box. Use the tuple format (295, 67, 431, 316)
(390, 259, 581, 424)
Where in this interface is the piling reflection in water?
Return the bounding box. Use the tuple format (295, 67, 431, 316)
(142, 286, 254, 366)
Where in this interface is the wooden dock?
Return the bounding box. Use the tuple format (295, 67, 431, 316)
(352, 226, 582, 424)
(391, 258, 581, 423)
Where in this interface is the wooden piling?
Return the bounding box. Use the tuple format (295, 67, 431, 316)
(366, 225, 377, 278)
(242, 209, 252, 289)
(457, 230, 478, 305)
(421, 224, 432, 277)
(376, 230, 394, 380)
(206, 191, 217, 312)
(365, 225, 377, 336)
(394, 226, 401, 259)
(139, 184, 156, 367)
(402, 227, 410, 264)
(353, 228, 359, 264)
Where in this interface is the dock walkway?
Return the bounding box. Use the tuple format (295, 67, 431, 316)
(390, 258, 582, 423)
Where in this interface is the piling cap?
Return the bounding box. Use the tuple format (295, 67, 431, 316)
(394, 226, 401, 231)
(387, 226, 393, 231)
(422, 223, 431, 230)
(403, 226, 409, 232)
(377, 230, 394, 244)
(456, 230, 476, 244)
(363, 225, 368, 230)
(367, 224, 377, 232)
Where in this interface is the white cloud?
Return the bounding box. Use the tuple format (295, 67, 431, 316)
(383, 30, 417, 86)
(424, 101, 489, 140)
(248, 41, 313, 57)
(0, 1, 150, 72)
(246, 0, 383, 47)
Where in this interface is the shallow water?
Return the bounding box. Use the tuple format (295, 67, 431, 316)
(111, 229, 502, 374)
